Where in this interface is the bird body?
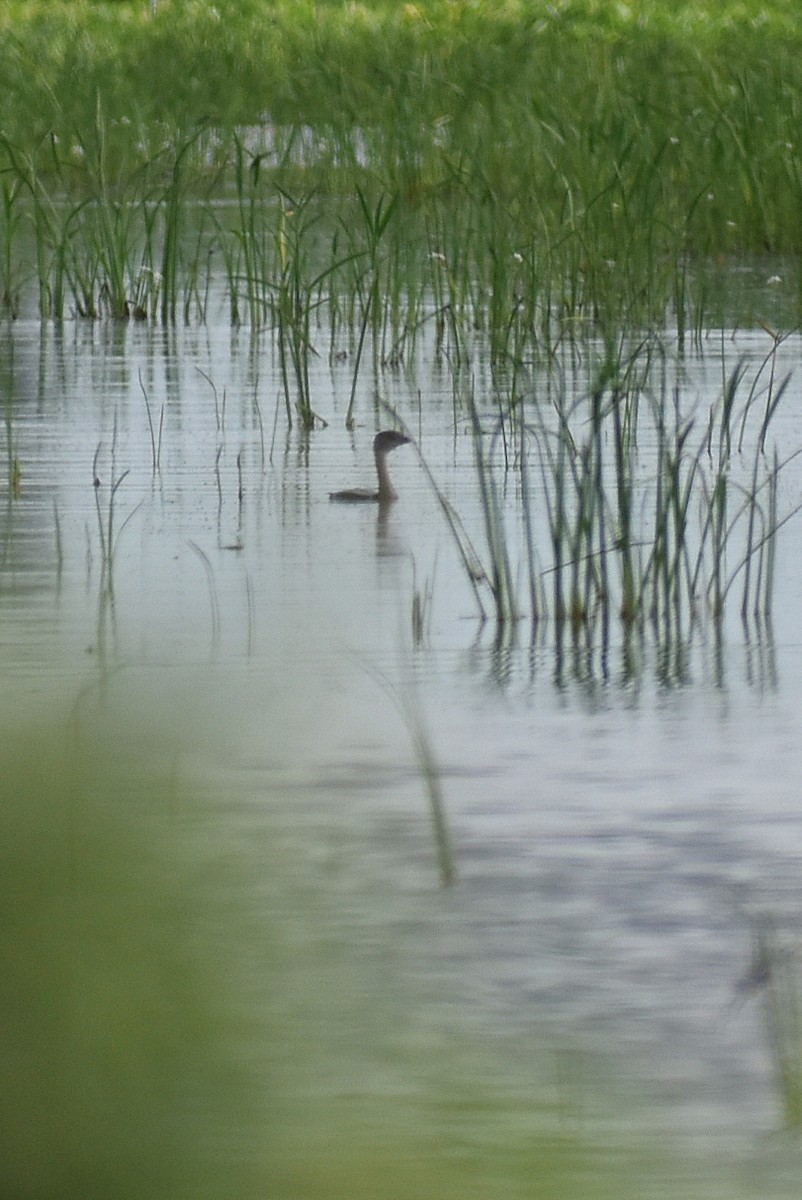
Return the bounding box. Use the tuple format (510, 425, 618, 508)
(330, 430, 411, 503)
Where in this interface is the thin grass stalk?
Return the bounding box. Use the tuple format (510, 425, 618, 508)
(689, 472, 717, 608)
(763, 450, 779, 615)
(758, 373, 791, 456)
(275, 311, 294, 428)
(643, 388, 696, 628)
(160, 131, 201, 324)
(345, 294, 371, 430)
(518, 401, 541, 627)
(367, 664, 455, 888)
(710, 473, 728, 618)
(563, 430, 605, 627)
(666, 420, 699, 615)
(645, 390, 677, 622)
(740, 448, 765, 620)
(591, 384, 609, 616)
(207, 200, 244, 324)
(343, 188, 397, 429)
(470, 405, 518, 624)
(64, 203, 104, 318)
(249, 377, 266, 473)
(410, 555, 434, 648)
(567, 446, 589, 625)
(410, 714, 457, 889)
(92, 425, 134, 598)
(196, 367, 223, 434)
(275, 193, 312, 425)
(719, 362, 745, 462)
(138, 370, 163, 474)
(94, 196, 131, 319)
(536, 392, 572, 623)
(611, 383, 640, 623)
(702, 369, 740, 617)
(3, 138, 59, 317)
(719, 447, 802, 613)
(750, 504, 768, 623)
(736, 327, 785, 452)
(181, 209, 213, 323)
(0, 173, 22, 315)
(232, 133, 263, 326)
(93, 443, 108, 565)
(383, 403, 489, 622)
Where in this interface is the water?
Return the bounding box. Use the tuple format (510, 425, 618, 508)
(3, 313, 802, 1196)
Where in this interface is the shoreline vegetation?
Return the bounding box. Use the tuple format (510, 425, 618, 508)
(2, 5, 802, 242)
(2, 3, 802, 325)
(1, 2, 801, 330)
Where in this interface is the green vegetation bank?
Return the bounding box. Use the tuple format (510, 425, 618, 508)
(2, 1, 801, 331)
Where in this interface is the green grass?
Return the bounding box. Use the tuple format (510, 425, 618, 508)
(402, 332, 798, 635)
(1, 1, 802, 332)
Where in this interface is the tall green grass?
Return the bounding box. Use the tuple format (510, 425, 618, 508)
(415, 334, 800, 637)
(2, 2, 802, 332)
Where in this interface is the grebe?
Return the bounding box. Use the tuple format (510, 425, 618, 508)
(329, 430, 411, 503)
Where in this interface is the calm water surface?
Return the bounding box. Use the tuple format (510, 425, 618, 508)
(3, 314, 802, 1196)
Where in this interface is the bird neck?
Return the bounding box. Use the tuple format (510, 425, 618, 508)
(374, 448, 398, 501)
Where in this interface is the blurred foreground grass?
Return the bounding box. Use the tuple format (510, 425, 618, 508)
(1, 710, 268, 1198)
(0, 686, 744, 1198)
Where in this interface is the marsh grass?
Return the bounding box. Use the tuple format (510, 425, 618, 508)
(1, 1, 801, 654)
(0, 170, 24, 315)
(340, 187, 398, 427)
(468, 395, 520, 625)
(0, 124, 796, 361)
(529, 343, 797, 636)
(3, 3, 802, 334)
(270, 190, 333, 428)
(403, 335, 798, 642)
